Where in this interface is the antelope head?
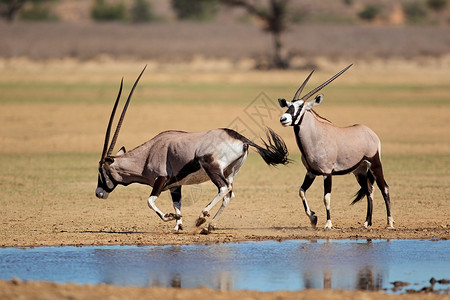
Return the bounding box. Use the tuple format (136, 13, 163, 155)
(278, 64, 352, 127)
(96, 66, 146, 199)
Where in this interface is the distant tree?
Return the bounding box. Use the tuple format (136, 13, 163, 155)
(426, 0, 447, 11)
(0, 0, 49, 22)
(342, 0, 354, 6)
(358, 4, 381, 21)
(130, 0, 154, 23)
(171, 0, 220, 21)
(221, 0, 289, 69)
(19, 1, 57, 21)
(403, 1, 428, 23)
(91, 0, 126, 22)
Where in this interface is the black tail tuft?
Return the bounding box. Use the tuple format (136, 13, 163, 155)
(252, 128, 291, 166)
(351, 170, 375, 205)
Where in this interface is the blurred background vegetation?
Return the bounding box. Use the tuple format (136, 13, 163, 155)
(0, 0, 449, 69)
(1, 0, 447, 24)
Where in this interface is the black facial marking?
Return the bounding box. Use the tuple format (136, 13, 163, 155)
(291, 103, 304, 124)
(286, 105, 295, 115)
(98, 165, 116, 192)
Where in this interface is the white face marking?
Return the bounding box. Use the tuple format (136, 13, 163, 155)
(280, 101, 304, 127)
(293, 102, 306, 125)
(280, 113, 292, 127)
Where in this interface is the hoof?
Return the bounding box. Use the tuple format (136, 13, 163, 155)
(207, 224, 216, 232)
(198, 224, 216, 235)
(165, 213, 182, 220)
(172, 224, 183, 233)
(324, 220, 332, 230)
(363, 221, 372, 229)
(310, 215, 318, 228)
(387, 217, 395, 229)
(199, 227, 210, 235)
(195, 217, 207, 227)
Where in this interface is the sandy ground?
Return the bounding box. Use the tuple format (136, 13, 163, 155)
(1, 280, 450, 300)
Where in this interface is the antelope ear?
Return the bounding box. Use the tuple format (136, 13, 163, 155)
(116, 146, 126, 156)
(307, 94, 323, 110)
(278, 98, 290, 108)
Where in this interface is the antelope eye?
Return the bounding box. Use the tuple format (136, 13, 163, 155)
(286, 106, 295, 114)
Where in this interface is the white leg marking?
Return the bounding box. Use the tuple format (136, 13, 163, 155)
(202, 186, 230, 216)
(324, 193, 332, 229)
(147, 195, 173, 222)
(196, 186, 231, 229)
(300, 188, 312, 216)
(210, 194, 232, 227)
(324, 193, 331, 210)
(324, 219, 333, 230)
(387, 216, 395, 229)
(173, 201, 183, 232)
(300, 188, 317, 227)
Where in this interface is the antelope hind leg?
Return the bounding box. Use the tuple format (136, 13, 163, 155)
(169, 186, 183, 232)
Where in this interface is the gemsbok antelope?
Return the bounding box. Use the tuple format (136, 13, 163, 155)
(278, 64, 394, 229)
(96, 67, 289, 233)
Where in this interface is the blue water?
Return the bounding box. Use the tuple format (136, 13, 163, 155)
(0, 239, 449, 293)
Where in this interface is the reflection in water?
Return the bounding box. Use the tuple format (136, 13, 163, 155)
(296, 239, 388, 291)
(0, 239, 448, 294)
(355, 267, 383, 291)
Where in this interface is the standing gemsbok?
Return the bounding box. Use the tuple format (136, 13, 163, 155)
(278, 65, 394, 229)
(96, 67, 289, 233)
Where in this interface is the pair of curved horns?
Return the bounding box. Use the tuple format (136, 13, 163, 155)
(100, 65, 147, 162)
(292, 64, 353, 102)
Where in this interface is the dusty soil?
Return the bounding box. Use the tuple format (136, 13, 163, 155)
(1, 280, 450, 300)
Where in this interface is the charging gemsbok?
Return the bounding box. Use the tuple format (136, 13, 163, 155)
(278, 65, 394, 229)
(96, 67, 289, 233)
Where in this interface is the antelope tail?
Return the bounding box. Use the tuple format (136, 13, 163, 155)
(248, 128, 291, 166)
(351, 170, 375, 205)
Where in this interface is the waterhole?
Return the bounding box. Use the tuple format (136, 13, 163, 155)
(1, 239, 449, 293)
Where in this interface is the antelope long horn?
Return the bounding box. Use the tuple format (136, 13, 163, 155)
(106, 65, 147, 157)
(101, 78, 123, 162)
(293, 69, 314, 101)
(300, 64, 353, 101)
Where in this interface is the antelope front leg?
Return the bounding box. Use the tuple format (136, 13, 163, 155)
(323, 175, 333, 230)
(299, 172, 317, 227)
(147, 177, 180, 222)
